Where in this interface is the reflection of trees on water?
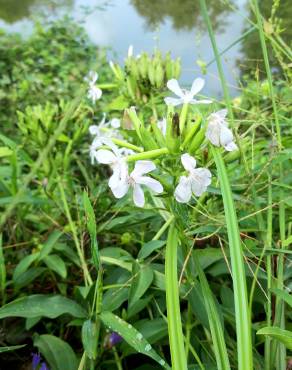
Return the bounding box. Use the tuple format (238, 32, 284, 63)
(0, 0, 73, 23)
(131, 0, 232, 31)
(240, 0, 292, 76)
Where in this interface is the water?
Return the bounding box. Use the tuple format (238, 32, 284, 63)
(0, 0, 290, 98)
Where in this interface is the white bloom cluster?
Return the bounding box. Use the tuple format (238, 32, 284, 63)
(87, 73, 239, 207)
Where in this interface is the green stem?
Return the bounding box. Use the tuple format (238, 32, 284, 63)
(265, 177, 273, 370)
(212, 147, 253, 370)
(59, 182, 93, 286)
(111, 138, 143, 152)
(153, 215, 175, 241)
(251, 1, 285, 368)
(165, 224, 188, 370)
(126, 148, 169, 162)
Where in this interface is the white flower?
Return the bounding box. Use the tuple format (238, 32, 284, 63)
(110, 118, 121, 129)
(157, 118, 167, 136)
(164, 78, 212, 106)
(174, 153, 211, 203)
(111, 160, 164, 207)
(89, 115, 121, 164)
(94, 148, 128, 192)
(206, 109, 238, 151)
(86, 71, 102, 103)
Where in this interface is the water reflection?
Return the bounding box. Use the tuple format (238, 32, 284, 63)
(0, 0, 72, 23)
(240, 0, 292, 76)
(131, 0, 232, 31)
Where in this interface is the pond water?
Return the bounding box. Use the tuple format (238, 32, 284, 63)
(0, 0, 290, 98)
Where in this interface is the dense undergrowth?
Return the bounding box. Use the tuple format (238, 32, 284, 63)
(0, 4, 291, 370)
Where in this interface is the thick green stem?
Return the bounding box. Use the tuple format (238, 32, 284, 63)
(165, 224, 188, 370)
(126, 148, 169, 162)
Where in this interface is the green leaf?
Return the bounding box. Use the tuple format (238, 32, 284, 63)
(83, 191, 99, 269)
(13, 267, 46, 288)
(270, 288, 292, 309)
(129, 263, 153, 307)
(0, 295, 87, 319)
(0, 344, 26, 353)
(34, 334, 78, 370)
(39, 230, 63, 260)
(0, 147, 13, 157)
(107, 95, 129, 110)
(13, 254, 39, 282)
(43, 254, 67, 278)
(138, 240, 165, 259)
(103, 287, 129, 312)
(82, 319, 99, 360)
(193, 252, 230, 369)
(257, 327, 292, 350)
(99, 311, 170, 369)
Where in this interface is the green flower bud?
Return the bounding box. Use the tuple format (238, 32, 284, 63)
(188, 126, 206, 154)
(148, 63, 156, 86)
(155, 63, 164, 88)
(126, 76, 136, 100)
(174, 58, 181, 79)
(166, 112, 180, 153)
(140, 126, 159, 150)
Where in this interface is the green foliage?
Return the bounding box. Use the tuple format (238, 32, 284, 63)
(0, 6, 291, 370)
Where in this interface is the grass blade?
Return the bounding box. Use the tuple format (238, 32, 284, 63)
(165, 224, 188, 370)
(212, 147, 253, 370)
(193, 252, 231, 370)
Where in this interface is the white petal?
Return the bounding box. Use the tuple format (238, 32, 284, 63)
(190, 78, 205, 96)
(133, 184, 145, 207)
(87, 71, 98, 84)
(131, 160, 156, 179)
(190, 168, 211, 196)
(217, 109, 228, 119)
(88, 86, 102, 102)
(110, 118, 121, 128)
(89, 125, 100, 135)
(95, 149, 117, 164)
(193, 168, 212, 187)
(174, 176, 192, 203)
(128, 45, 134, 57)
(206, 121, 221, 146)
(189, 98, 212, 105)
(136, 176, 163, 193)
(166, 79, 184, 98)
(181, 153, 196, 172)
(219, 125, 234, 146)
(224, 141, 238, 152)
(111, 181, 129, 199)
(108, 160, 128, 187)
(157, 118, 167, 136)
(164, 97, 183, 106)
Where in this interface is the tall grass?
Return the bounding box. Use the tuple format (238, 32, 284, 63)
(199, 0, 253, 368)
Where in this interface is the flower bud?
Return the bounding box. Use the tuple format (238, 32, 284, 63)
(147, 63, 156, 86)
(155, 63, 164, 88)
(166, 112, 180, 153)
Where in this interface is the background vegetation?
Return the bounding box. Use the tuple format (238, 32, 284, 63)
(0, 1, 291, 370)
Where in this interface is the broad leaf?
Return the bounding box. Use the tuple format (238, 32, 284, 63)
(0, 295, 86, 319)
(100, 311, 170, 369)
(34, 334, 78, 370)
(129, 263, 153, 307)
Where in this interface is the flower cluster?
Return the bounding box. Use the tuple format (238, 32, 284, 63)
(87, 70, 238, 208)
